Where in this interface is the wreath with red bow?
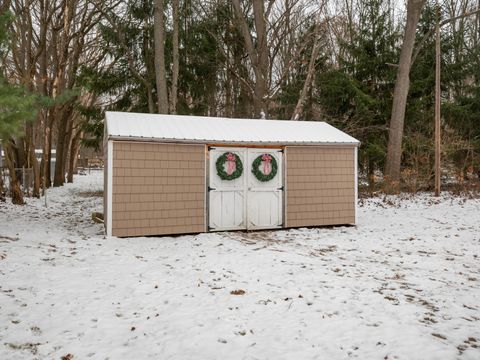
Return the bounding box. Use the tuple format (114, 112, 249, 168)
(216, 152, 243, 180)
(251, 153, 278, 182)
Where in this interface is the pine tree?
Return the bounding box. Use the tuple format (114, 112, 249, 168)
(315, 0, 399, 189)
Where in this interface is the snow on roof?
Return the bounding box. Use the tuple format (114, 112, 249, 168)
(105, 112, 359, 145)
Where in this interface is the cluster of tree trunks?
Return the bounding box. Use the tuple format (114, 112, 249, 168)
(2, 0, 103, 203)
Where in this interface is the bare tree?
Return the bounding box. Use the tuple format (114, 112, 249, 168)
(291, 7, 324, 120)
(5, 0, 106, 189)
(169, 0, 180, 114)
(154, 0, 169, 114)
(384, 0, 427, 188)
(232, 0, 270, 118)
(226, 0, 317, 119)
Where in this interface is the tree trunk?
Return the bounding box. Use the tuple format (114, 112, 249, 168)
(39, 22, 49, 193)
(368, 157, 375, 192)
(153, 0, 169, 114)
(29, 145, 40, 198)
(253, 70, 268, 118)
(291, 14, 322, 121)
(16, 139, 27, 169)
(45, 116, 53, 188)
(169, 0, 180, 114)
(141, 22, 156, 114)
(146, 84, 155, 114)
(252, 0, 269, 118)
(0, 149, 5, 201)
(53, 111, 68, 186)
(26, 121, 40, 197)
(0, 175, 4, 202)
(232, 0, 270, 118)
(225, 65, 233, 117)
(67, 130, 81, 183)
(4, 143, 24, 205)
(62, 113, 74, 182)
(384, 0, 426, 189)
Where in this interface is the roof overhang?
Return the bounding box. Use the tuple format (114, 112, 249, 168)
(105, 111, 361, 147)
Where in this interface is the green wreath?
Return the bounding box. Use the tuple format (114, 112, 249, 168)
(251, 153, 278, 182)
(216, 152, 243, 180)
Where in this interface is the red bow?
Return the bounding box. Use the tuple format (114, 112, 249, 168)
(226, 153, 236, 175)
(262, 154, 272, 175)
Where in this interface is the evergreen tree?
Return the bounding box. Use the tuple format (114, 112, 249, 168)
(316, 0, 399, 188)
(0, 11, 37, 141)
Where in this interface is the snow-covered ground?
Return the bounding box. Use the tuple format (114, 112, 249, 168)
(1, 170, 479, 360)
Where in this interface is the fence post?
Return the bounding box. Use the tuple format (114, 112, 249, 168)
(22, 166, 25, 195)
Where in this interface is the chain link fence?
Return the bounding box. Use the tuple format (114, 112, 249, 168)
(0, 167, 34, 196)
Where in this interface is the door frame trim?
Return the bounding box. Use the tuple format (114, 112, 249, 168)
(204, 145, 209, 232)
(207, 145, 285, 232)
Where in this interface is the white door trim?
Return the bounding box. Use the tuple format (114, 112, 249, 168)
(207, 147, 284, 232)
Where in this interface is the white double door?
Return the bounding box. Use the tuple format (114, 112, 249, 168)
(208, 147, 283, 231)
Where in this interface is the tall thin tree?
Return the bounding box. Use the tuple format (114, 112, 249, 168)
(154, 0, 169, 114)
(384, 0, 427, 188)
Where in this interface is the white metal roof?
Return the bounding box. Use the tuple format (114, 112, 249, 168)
(105, 112, 359, 146)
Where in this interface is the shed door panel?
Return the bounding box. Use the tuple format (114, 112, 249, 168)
(208, 148, 247, 231)
(209, 191, 245, 230)
(247, 149, 283, 230)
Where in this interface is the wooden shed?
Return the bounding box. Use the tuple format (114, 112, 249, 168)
(104, 112, 360, 237)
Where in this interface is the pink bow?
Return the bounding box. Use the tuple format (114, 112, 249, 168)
(226, 153, 236, 175)
(262, 154, 272, 175)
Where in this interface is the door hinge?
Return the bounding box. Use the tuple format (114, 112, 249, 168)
(208, 226, 215, 231)
(277, 186, 284, 191)
(208, 146, 216, 151)
(279, 149, 284, 153)
(208, 186, 216, 191)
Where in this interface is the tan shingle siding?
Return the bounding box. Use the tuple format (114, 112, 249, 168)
(111, 141, 206, 237)
(285, 146, 355, 228)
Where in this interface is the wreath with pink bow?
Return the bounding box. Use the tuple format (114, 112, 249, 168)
(251, 153, 278, 182)
(216, 152, 243, 180)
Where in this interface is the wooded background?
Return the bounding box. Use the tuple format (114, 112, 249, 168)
(1, 0, 479, 204)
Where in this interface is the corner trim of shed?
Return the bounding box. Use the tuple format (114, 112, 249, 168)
(354, 146, 358, 225)
(106, 140, 113, 236)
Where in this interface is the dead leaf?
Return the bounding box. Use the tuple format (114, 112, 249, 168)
(230, 289, 245, 295)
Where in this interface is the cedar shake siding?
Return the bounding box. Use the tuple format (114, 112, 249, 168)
(110, 141, 206, 237)
(285, 146, 355, 227)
